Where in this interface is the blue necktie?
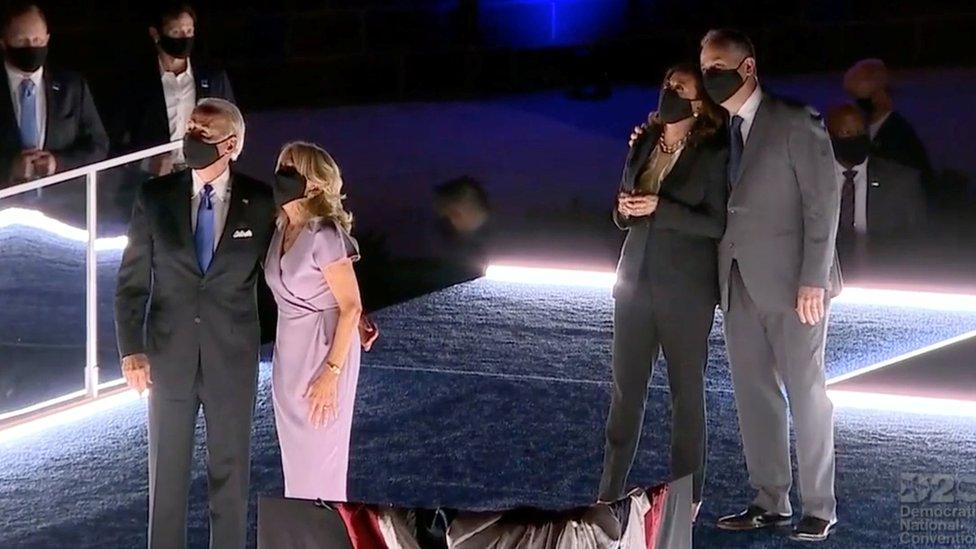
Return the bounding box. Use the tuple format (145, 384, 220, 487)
(195, 184, 215, 274)
(18, 79, 39, 149)
(728, 115, 744, 186)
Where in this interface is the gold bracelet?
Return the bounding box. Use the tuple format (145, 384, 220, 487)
(327, 361, 342, 375)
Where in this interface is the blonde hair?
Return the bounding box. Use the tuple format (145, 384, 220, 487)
(275, 141, 353, 233)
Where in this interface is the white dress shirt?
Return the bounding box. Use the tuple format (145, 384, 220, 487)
(732, 84, 763, 144)
(191, 168, 232, 251)
(836, 159, 869, 234)
(5, 62, 46, 148)
(160, 59, 196, 162)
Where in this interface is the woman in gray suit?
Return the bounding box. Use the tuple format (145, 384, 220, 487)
(598, 63, 728, 519)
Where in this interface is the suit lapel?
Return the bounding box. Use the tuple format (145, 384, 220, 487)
(170, 171, 202, 277)
(208, 173, 247, 274)
(0, 70, 17, 148)
(622, 128, 658, 191)
(735, 94, 771, 184)
(194, 66, 212, 100)
(43, 71, 61, 147)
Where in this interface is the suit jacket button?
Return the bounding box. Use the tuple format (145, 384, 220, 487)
(194, 317, 201, 324)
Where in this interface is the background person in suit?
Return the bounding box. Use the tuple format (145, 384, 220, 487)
(111, 2, 234, 176)
(114, 98, 274, 549)
(843, 59, 933, 194)
(826, 103, 926, 275)
(598, 63, 727, 520)
(0, 1, 108, 186)
(700, 29, 842, 542)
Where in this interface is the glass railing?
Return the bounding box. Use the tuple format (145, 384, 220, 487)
(0, 141, 182, 422)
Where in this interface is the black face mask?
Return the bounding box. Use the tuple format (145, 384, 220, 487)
(855, 97, 875, 116)
(273, 167, 307, 208)
(657, 88, 694, 124)
(5, 45, 47, 73)
(158, 35, 194, 59)
(831, 134, 871, 167)
(702, 58, 747, 104)
(183, 133, 230, 170)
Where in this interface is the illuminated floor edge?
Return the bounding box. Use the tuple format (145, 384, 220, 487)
(486, 264, 976, 417)
(3, 263, 973, 443)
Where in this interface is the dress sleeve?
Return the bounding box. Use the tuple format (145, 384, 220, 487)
(311, 220, 360, 270)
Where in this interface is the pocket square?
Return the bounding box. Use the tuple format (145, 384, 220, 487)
(233, 229, 253, 239)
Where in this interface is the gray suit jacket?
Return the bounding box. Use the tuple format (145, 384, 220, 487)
(720, 93, 842, 312)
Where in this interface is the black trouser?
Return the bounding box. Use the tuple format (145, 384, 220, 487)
(598, 284, 715, 502)
(147, 360, 258, 549)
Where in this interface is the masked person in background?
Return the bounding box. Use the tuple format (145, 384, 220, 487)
(843, 59, 932, 194)
(115, 98, 275, 549)
(0, 1, 108, 187)
(598, 63, 728, 521)
(264, 142, 366, 502)
(110, 2, 234, 175)
(826, 103, 926, 275)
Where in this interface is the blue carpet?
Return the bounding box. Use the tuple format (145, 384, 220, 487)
(2, 279, 976, 548)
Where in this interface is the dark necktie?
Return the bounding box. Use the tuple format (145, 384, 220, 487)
(728, 115, 744, 186)
(195, 184, 215, 273)
(839, 169, 857, 237)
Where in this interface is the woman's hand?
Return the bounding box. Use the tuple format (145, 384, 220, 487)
(304, 370, 340, 428)
(619, 193, 659, 217)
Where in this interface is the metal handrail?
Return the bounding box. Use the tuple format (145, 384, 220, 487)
(0, 141, 182, 200)
(1, 140, 182, 416)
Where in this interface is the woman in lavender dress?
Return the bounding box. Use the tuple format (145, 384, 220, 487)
(265, 142, 364, 501)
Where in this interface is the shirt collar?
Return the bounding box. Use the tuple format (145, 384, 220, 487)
(159, 57, 193, 80)
(834, 158, 869, 176)
(191, 167, 231, 199)
(868, 111, 891, 139)
(733, 83, 763, 123)
(5, 61, 43, 88)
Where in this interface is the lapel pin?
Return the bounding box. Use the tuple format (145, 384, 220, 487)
(51, 83, 60, 92)
(242, 198, 249, 205)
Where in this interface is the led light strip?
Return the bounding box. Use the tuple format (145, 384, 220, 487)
(485, 264, 976, 311)
(0, 380, 143, 445)
(0, 207, 128, 251)
(826, 390, 976, 417)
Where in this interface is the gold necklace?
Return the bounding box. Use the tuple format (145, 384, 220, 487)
(658, 132, 689, 154)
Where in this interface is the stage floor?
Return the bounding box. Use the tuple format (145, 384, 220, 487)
(2, 279, 976, 548)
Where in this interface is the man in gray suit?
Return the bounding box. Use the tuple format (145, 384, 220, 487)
(699, 29, 842, 542)
(826, 103, 926, 276)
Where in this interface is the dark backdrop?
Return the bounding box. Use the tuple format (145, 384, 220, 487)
(19, 0, 976, 111)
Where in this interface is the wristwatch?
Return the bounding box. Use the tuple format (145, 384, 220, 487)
(327, 361, 342, 375)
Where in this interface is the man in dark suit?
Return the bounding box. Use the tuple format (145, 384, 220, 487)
(0, 2, 108, 186)
(111, 2, 234, 176)
(115, 98, 274, 549)
(844, 59, 933, 194)
(700, 29, 841, 542)
(826, 103, 926, 274)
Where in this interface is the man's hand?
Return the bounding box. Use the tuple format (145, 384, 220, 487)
(11, 150, 42, 181)
(618, 192, 658, 217)
(358, 314, 379, 352)
(121, 353, 152, 394)
(147, 153, 174, 177)
(32, 151, 57, 177)
(796, 286, 826, 326)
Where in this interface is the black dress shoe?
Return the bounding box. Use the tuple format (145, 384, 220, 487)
(790, 515, 837, 542)
(716, 505, 792, 531)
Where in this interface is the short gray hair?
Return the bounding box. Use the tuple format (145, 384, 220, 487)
(195, 97, 246, 160)
(701, 29, 756, 60)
